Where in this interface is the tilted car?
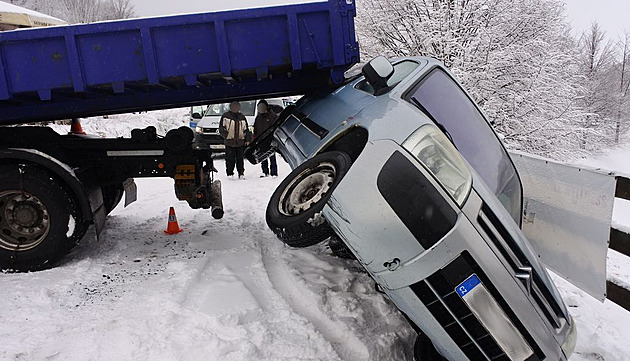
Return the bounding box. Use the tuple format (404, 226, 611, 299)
(247, 56, 577, 360)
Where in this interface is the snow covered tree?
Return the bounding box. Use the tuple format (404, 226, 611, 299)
(575, 23, 617, 149)
(101, 0, 135, 21)
(573, 24, 630, 147)
(1, 0, 135, 23)
(58, 0, 103, 23)
(356, 0, 588, 158)
(613, 29, 630, 143)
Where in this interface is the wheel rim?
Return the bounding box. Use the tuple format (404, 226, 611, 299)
(0, 190, 51, 252)
(279, 162, 337, 216)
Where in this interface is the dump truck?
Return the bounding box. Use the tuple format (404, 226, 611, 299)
(0, 0, 359, 271)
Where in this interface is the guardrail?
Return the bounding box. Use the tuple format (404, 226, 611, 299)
(607, 176, 630, 312)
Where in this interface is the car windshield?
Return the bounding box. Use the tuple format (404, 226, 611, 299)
(204, 101, 256, 117)
(407, 68, 522, 224)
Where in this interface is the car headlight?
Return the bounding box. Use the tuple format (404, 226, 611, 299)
(195, 126, 203, 133)
(561, 315, 577, 358)
(402, 124, 472, 206)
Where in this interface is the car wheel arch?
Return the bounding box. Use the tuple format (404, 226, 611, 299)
(316, 126, 368, 163)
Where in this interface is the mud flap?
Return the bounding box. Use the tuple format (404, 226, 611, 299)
(510, 151, 615, 301)
(123, 178, 137, 207)
(86, 185, 107, 238)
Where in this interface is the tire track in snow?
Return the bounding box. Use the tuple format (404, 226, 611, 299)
(259, 234, 370, 361)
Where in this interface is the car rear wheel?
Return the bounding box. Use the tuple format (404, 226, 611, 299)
(266, 151, 351, 248)
(0, 164, 88, 272)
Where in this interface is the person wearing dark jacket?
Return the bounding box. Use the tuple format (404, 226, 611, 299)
(219, 101, 252, 179)
(254, 100, 279, 177)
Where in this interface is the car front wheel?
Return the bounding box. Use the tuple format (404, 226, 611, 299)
(266, 151, 351, 248)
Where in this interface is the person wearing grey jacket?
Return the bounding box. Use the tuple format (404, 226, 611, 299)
(219, 101, 252, 179)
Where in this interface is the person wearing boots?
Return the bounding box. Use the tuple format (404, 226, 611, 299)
(254, 99, 279, 178)
(219, 101, 252, 180)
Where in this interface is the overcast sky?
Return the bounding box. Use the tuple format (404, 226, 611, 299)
(564, 0, 629, 37)
(130, 0, 627, 38)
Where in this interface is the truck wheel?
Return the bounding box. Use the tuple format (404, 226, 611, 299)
(266, 151, 351, 248)
(414, 333, 447, 361)
(102, 184, 124, 215)
(0, 164, 86, 272)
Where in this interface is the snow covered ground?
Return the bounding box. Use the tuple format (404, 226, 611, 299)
(0, 138, 414, 360)
(3, 112, 630, 360)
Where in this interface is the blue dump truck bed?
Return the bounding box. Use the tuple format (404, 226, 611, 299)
(0, 0, 359, 125)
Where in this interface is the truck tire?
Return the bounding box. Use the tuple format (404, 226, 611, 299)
(266, 151, 351, 248)
(0, 164, 87, 272)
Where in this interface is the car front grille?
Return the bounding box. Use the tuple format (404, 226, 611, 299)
(477, 203, 564, 329)
(410, 252, 544, 361)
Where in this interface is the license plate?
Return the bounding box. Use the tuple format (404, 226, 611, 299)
(456, 274, 481, 298)
(455, 274, 533, 361)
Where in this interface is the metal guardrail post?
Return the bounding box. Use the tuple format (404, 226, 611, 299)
(610, 228, 630, 257)
(607, 176, 630, 311)
(615, 176, 630, 200)
(607, 281, 630, 311)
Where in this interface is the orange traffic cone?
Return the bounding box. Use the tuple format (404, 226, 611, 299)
(69, 118, 86, 135)
(164, 207, 183, 234)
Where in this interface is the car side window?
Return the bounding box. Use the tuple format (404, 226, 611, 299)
(406, 68, 522, 223)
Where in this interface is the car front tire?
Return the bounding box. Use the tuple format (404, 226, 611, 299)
(266, 151, 351, 248)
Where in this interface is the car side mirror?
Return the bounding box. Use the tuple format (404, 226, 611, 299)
(191, 112, 202, 120)
(362, 56, 394, 94)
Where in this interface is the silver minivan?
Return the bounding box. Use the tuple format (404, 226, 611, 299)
(247, 56, 577, 360)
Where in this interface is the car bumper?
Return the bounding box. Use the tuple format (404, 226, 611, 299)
(194, 132, 225, 151)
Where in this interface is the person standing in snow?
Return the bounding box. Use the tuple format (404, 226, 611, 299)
(254, 99, 279, 178)
(219, 101, 252, 180)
